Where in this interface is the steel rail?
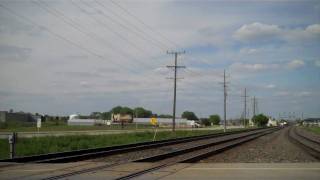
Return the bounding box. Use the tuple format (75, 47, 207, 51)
(288, 126, 320, 160)
(115, 127, 280, 180)
(42, 127, 280, 180)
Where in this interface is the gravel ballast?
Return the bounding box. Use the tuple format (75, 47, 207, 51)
(200, 127, 319, 163)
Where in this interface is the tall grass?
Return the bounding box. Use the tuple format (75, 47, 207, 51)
(0, 130, 222, 159)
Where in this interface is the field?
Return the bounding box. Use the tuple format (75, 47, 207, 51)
(0, 122, 160, 132)
(306, 126, 320, 134)
(0, 129, 226, 159)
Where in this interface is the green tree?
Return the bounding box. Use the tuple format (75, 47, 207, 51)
(101, 112, 111, 120)
(240, 119, 249, 126)
(119, 107, 133, 115)
(181, 111, 198, 120)
(158, 114, 173, 118)
(90, 112, 102, 119)
(200, 118, 210, 126)
(111, 106, 122, 114)
(209, 115, 221, 125)
(110, 106, 133, 115)
(252, 114, 269, 127)
(134, 107, 152, 118)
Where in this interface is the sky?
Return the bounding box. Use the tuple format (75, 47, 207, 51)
(0, 0, 319, 119)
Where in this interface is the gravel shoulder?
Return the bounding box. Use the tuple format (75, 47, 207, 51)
(201, 127, 319, 163)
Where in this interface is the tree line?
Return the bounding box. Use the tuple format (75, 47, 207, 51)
(82, 109, 269, 127)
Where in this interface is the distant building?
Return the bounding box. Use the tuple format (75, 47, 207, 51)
(267, 118, 278, 127)
(133, 118, 188, 127)
(226, 119, 242, 126)
(302, 118, 320, 126)
(112, 113, 133, 123)
(67, 114, 107, 126)
(0, 111, 37, 123)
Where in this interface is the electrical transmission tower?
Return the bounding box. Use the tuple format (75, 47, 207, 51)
(167, 50, 185, 132)
(241, 88, 249, 127)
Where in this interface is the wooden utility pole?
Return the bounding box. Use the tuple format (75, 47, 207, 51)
(253, 96, 256, 117)
(167, 51, 185, 132)
(242, 88, 249, 127)
(223, 70, 227, 132)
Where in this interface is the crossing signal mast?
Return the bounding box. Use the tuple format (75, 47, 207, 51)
(167, 50, 185, 132)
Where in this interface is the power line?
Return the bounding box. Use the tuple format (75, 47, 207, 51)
(109, 0, 179, 49)
(0, 1, 170, 95)
(0, 3, 105, 61)
(69, 0, 148, 55)
(33, 0, 157, 72)
(94, 0, 170, 51)
(79, 0, 167, 52)
(108, 0, 223, 74)
(167, 50, 186, 132)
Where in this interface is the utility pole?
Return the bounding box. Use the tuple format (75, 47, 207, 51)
(219, 70, 229, 132)
(167, 50, 185, 132)
(241, 88, 249, 127)
(223, 70, 227, 132)
(253, 96, 257, 117)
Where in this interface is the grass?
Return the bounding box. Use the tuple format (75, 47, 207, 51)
(305, 126, 320, 135)
(0, 123, 162, 132)
(0, 129, 226, 159)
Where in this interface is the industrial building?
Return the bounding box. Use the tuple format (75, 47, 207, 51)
(0, 111, 37, 123)
(67, 114, 190, 127)
(133, 118, 189, 127)
(67, 114, 107, 126)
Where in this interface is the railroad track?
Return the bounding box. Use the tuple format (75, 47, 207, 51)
(41, 127, 280, 180)
(0, 128, 263, 163)
(288, 126, 320, 160)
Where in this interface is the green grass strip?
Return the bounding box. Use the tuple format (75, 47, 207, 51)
(0, 129, 227, 159)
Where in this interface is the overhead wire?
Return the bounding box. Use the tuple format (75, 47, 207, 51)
(109, 0, 179, 49)
(33, 0, 159, 72)
(94, 0, 170, 51)
(107, 0, 220, 76)
(0, 2, 168, 92)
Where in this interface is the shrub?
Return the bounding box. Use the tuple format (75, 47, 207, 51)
(252, 114, 269, 127)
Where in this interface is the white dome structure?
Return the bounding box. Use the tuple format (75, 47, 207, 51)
(69, 114, 79, 120)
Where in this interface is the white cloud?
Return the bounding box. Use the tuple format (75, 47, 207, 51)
(234, 22, 320, 43)
(305, 24, 320, 35)
(239, 48, 259, 55)
(229, 62, 279, 72)
(296, 91, 311, 97)
(229, 59, 305, 74)
(265, 84, 276, 89)
(233, 22, 282, 42)
(315, 60, 320, 67)
(80, 81, 89, 87)
(275, 91, 290, 96)
(286, 59, 305, 69)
